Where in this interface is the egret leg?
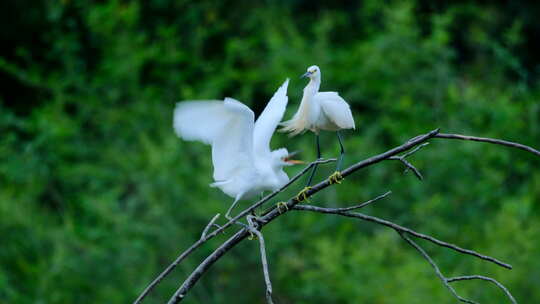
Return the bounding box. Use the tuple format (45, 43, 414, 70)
(336, 131, 345, 171)
(306, 134, 321, 186)
(225, 196, 250, 229)
(255, 192, 265, 215)
(225, 198, 241, 221)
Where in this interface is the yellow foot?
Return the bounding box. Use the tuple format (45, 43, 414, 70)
(248, 231, 258, 241)
(276, 202, 289, 214)
(296, 186, 312, 202)
(328, 171, 344, 184)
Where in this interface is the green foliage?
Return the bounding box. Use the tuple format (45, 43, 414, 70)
(1, 0, 539, 303)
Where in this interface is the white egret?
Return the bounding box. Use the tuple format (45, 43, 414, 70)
(280, 65, 355, 185)
(173, 79, 300, 219)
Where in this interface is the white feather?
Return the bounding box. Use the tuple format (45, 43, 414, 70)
(173, 98, 255, 181)
(173, 79, 293, 217)
(253, 79, 289, 158)
(280, 65, 355, 135)
(316, 92, 355, 129)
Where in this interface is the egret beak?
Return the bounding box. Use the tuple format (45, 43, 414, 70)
(286, 159, 304, 165)
(300, 72, 310, 79)
(284, 151, 304, 164)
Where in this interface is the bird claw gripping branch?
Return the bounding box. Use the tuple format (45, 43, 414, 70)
(296, 187, 312, 202)
(276, 202, 289, 214)
(328, 171, 344, 184)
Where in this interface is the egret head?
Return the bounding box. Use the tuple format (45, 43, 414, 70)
(301, 65, 320, 79)
(272, 148, 303, 167)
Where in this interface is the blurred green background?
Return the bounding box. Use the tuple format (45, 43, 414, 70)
(1, 0, 540, 303)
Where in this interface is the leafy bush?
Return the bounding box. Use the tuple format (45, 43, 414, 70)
(1, 0, 539, 303)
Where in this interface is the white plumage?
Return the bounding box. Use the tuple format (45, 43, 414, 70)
(174, 79, 297, 218)
(280, 66, 355, 136)
(316, 92, 355, 129)
(280, 65, 355, 184)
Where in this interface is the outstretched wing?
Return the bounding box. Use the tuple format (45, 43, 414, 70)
(173, 98, 255, 181)
(315, 92, 355, 129)
(253, 79, 289, 157)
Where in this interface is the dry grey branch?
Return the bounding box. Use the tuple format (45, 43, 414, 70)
(389, 156, 424, 180)
(166, 229, 247, 304)
(389, 142, 430, 180)
(134, 158, 335, 304)
(435, 133, 540, 157)
(292, 204, 511, 269)
(399, 233, 518, 304)
(164, 130, 442, 303)
(447, 276, 517, 304)
(136, 128, 540, 304)
(200, 213, 221, 239)
(247, 215, 274, 304)
(398, 232, 479, 304)
(328, 191, 391, 212)
(402, 142, 430, 158)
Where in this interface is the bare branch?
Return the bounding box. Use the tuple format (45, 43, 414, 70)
(292, 205, 512, 269)
(137, 128, 540, 303)
(398, 232, 479, 304)
(247, 215, 274, 304)
(329, 191, 392, 212)
(389, 142, 430, 180)
(400, 233, 518, 304)
(200, 213, 221, 240)
(134, 158, 335, 304)
(389, 156, 424, 180)
(447, 276, 517, 304)
(435, 133, 540, 157)
(166, 229, 248, 304)
(402, 142, 430, 158)
(139, 129, 441, 303)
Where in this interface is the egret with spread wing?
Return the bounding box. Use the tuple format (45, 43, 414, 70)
(174, 79, 299, 219)
(280, 65, 355, 185)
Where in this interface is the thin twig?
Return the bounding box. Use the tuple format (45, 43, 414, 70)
(140, 128, 540, 303)
(329, 191, 392, 212)
(134, 158, 335, 304)
(399, 233, 518, 303)
(247, 215, 274, 304)
(398, 232, 479, 304)
(292, 205, 511, 269)
(165, 130, 443, 303)
(200, 214, 221, 239)
(435, 133, 540, 157)
(402, 142, 430, 158)
(166, 229, 248, 304)
(447, 276, 517, 304)
(388, 142, 430, 180)
(389, 156, 424, 180)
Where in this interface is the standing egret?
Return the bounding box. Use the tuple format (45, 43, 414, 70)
(173, 79, 300, 220)
(280, 65, 355, 185)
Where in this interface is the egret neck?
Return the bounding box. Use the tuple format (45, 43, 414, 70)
(298, 73, 321, 133)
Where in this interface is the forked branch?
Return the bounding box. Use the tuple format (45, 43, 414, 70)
(399, 232, 517, 304)
(247, 215, 274, 304)
(135, 129, 540, 304)
(292, 205, 511, 269)
(134, 158, 336, 304)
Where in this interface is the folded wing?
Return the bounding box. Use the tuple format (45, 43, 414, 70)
(174, 98, 255, 181)
(315, 92, 355, 129)
(253, 79, 289, 157)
